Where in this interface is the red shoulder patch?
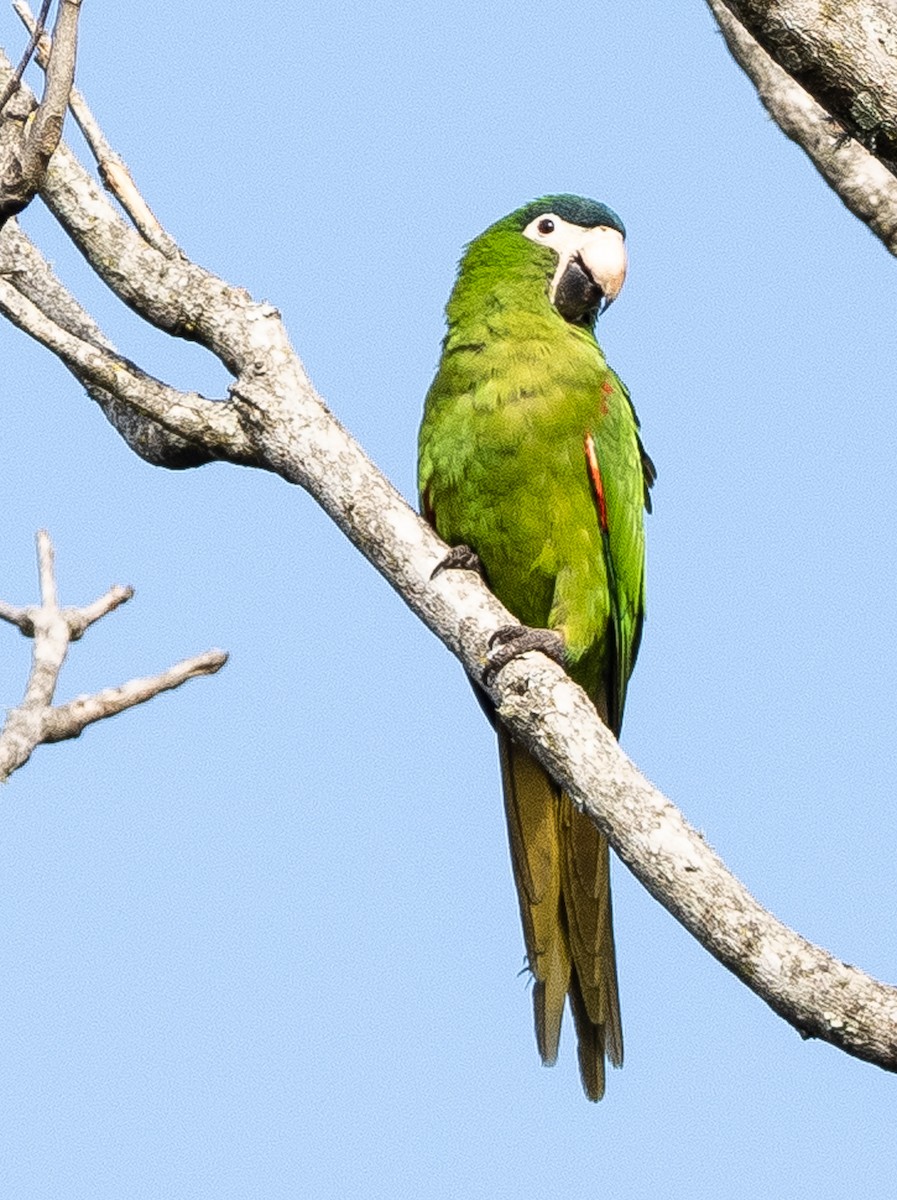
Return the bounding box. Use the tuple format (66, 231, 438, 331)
(599, 379, 614, 416)
(584, 433, 609, 533)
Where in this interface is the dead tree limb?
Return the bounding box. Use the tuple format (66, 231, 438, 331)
(0, 10, 894, 1074)
(708, 0, 897, 254)
(717, 1, 897, 175)
(0, 531, 227, 782)
(0, 0, 80, 227)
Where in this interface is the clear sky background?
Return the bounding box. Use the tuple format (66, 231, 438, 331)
(1, 3, 895, 1197)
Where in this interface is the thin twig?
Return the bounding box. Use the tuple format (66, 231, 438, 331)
(0, 0, 81, 224)
(43, 651, 229, 741)
(65, 584, 133, 639)
(0, 0, 50, 113)
(35, 527, 57, 607)
(12, 0, 179, 256)
(0, 599, 34, 634)
(16, 0, 80, 190)
(0, 531, 228, 782)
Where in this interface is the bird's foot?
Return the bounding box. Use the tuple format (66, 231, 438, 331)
(483, 624, 566, 685)
(431, 543, 484, 580)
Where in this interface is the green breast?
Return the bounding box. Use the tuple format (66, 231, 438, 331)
(421, 324, 629, 669)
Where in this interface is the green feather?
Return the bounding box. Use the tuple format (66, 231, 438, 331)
(419, 197, 653, 1099)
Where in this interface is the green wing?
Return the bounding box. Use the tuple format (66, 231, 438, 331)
(584, 371, 654, 735)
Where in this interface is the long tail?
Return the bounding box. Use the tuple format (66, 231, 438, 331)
(497, 726, 623, 1100)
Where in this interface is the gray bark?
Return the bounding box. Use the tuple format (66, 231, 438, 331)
(720, 0, 897, 173)
(1, 15, 895, 1078)
(710, 0, 897, 253)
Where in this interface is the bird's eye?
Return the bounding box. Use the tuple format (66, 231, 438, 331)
(537, 218, 555, 235)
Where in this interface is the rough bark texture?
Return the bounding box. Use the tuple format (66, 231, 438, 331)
(0, 17, 895, 1076)
(0, 0, 80, 225)
(495, 657, 897, 1071)
(710, 0, 897, 254)
(721, 0, 897, 174)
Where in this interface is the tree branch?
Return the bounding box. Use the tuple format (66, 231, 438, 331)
(0, 0, 80, 226)
(13, 0, 178, 256)
(0, 19, 895, 1075)
(41, 653, 230, 743)
(708, 0, 897, 254)
(717, 0, 897, 174)
(0, 0, 49, 112)
(0, 531, 228, 782)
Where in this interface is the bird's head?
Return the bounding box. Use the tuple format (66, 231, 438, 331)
(475, 194, 627, 328)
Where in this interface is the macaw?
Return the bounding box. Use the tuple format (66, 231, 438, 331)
(418, 195, 654, 1099)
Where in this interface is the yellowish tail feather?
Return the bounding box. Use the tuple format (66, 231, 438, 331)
(498, 726, 622, 1099)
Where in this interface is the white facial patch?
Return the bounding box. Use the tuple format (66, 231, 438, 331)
(522, 213, 627, 308)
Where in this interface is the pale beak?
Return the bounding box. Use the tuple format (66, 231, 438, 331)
(549, 226, 627, 318)
(578, 225, 627, 306)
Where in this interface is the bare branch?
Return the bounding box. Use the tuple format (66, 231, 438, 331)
(64, 583, 133, 639)
(0, 219, 257, 467)
(0, 0, 81, 225)
(717, 0, 897, 175)
(0, 0, 50, 112)
(12, 0, 179, 256)
(0, 532, 228, 782)
(0, 22, 894, 1076)
(709, 0, 897, 255)
(0, 216, 112, 344)
(35, 527, 57, 608)
(42, 651, 229, 742)
(494, 654, 897, 1073)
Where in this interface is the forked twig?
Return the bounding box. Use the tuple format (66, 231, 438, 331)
(12, 0, 178, 254)
(0, 531, 227, 782)
(0, 0, 82, 225)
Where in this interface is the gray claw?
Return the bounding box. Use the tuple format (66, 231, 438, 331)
(483, 624, 566, 685)
(431, 544, 484, 580)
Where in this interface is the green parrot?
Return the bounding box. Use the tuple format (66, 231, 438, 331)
(418, 195, 654, 1100)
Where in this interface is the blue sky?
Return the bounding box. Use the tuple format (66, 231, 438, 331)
(1, 3, 896, 1197)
